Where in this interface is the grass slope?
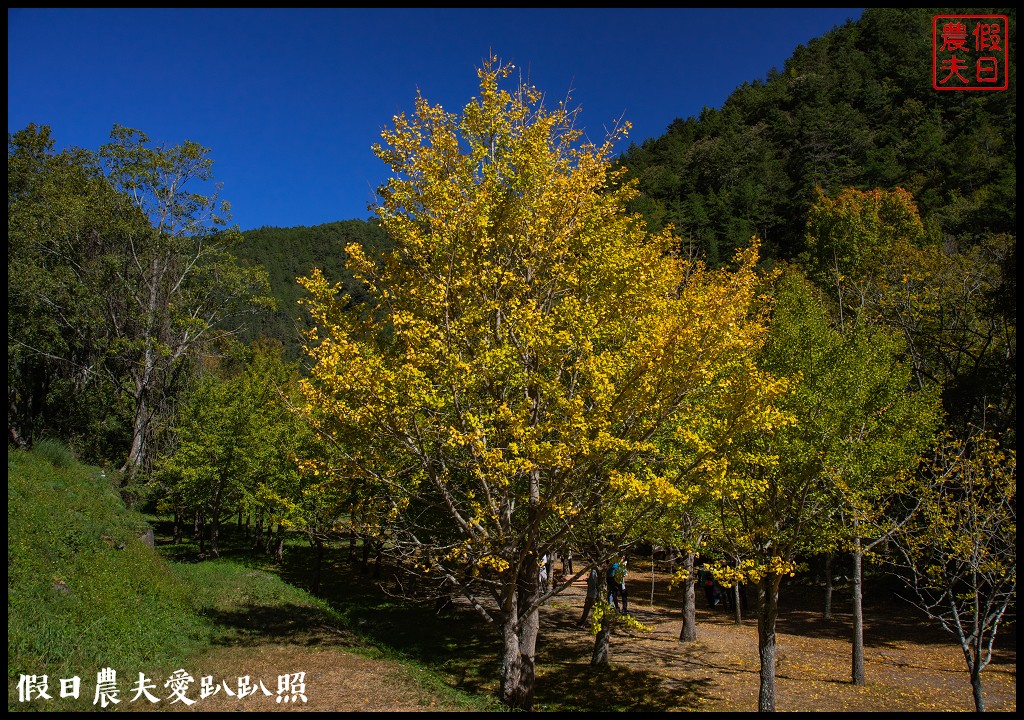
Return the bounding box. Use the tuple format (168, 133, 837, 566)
(7, 442, 489, 713)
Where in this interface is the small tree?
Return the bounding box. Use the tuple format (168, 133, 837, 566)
(888, 429, 1016, 712)
(715, 268, 937, 711)
(156, 341, 301, 558)
(825, 324, 939, 686)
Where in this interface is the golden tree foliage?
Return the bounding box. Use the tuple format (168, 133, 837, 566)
(296, 58, 779, 708)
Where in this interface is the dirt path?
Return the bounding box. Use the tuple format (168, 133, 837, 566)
(535, 568, 1016, 712)
(153, 643, 474, 713)
(150, 565, 1016, 712)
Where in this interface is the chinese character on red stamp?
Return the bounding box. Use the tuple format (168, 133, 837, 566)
(933, 15, 1009, 91)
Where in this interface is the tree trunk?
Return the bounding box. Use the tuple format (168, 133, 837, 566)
(210, 516, 220, 558)
(499, 617, 534, 710)
(851, 540, 865, 685)
(680, 551, 698, 641)
(592, 608, 612, 665)
(823, 554, 834, 620)
(253, 515, 263, 549)
(756, 572, 782, 712)
(498, 395, 544, 711)
(172, 508, 183, 545)
(275, 528, 284, 564)
(121, 254, 166, 481)
(969, 649, 985, 712)
(592, 569, 613, 663)
(123, 386, 150, 480)
(500, 563, 540, 710)
(210, 484, 223, 559)
(311, 537, 324, 595)
(732, 555, 743, 624)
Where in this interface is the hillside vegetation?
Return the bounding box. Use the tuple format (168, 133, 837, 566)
(617, 7, 1016, 266)
(230, 219, 391, 358)
(7, 442, 486, 713)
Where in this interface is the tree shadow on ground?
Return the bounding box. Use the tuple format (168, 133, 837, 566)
(770, 575, 1011, 652)
(535, 661, 717, 712)
(151, 522, 1016, 712)
(277, 547, 695, 710)
(201, 602, 360, 649)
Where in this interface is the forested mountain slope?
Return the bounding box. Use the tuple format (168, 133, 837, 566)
(615, 7, 1015, 267)
(231, 219, 390, 358)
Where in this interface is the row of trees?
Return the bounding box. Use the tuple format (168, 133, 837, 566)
(285, 60, 1013, 711)
(9, 35, 1014, 716)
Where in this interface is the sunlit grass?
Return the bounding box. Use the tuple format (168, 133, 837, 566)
(8, 443, 497, 712)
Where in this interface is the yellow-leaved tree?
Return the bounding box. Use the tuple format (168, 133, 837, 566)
(297, 57, 775, 710)
(889, 429, 1016, 713)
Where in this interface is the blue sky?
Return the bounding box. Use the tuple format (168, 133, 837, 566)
(8, 8, 862, 232)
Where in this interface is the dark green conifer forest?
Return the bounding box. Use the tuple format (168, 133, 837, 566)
(616, 7, 1015, 267)
(229, 220, 391, 359)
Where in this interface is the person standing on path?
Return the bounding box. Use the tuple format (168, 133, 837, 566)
(617, 554, 630, 614)
(701, 567, 717, 608)
(575, 565, 600, 627)
(607, 558, 621, 612)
